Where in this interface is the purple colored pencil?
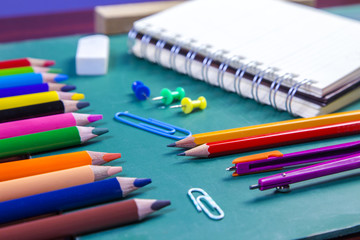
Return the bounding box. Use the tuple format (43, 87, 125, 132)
(228, 140, 360, 176)
(250, 153, 360, 191)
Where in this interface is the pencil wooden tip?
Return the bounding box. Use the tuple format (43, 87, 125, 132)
(103, 153, 121, 162)
(151, 200, 171, 211)
(177, 152, 185, 156)
(167, 143, 176, 147)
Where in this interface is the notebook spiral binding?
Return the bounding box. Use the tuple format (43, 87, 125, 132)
(128, 28, 315, 116)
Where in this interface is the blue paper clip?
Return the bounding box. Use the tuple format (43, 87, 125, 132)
(114, 111, 192, 140)
(188, 188, 224, 221)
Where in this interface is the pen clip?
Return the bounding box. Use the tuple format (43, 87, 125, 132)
(114, 111, 192, 140)
(188, 188, 224, 220)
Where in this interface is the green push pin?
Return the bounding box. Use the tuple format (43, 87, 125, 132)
(170, 96, 207, 114)
(152, 87, 186, 105)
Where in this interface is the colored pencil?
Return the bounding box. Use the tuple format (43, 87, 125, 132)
(169, 110, 360, 148)
(0, 58, 55, 69)
(0, 73, 68, 89)
(0, 154, 31, 164)
(0, 151, 121, 181)
(0, 91, 85, 110)
(180, 120, 360, 158)
(0, 83, 76, 98)
(0, 113, 103, 139)
(0, 165, 122, 202)
(0, 177, 151, 224)
(0, 199, 170, 240)
(0, 126, 108, 158)
(0, 100, 90, 123)
(0, 66, 61, 76)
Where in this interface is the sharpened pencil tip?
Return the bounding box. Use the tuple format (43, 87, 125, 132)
(48, 68, 62, 73)
(54, 74, 68, 82)
(134, 178, 152, 187)
(177, 152, 185, 156)
(92, 128, 109, 136)
(61, 85, 76, 92)
(88, 114, 103, 123)
(151, 200, 171, 210)
(44, 60, 55, 67)
(249, 184, 260, 190)
(167, 143, 176, 147)
(107, 166, 123, 176)
(71, 93, 85, 100)
(103, 153, 121, 162)
(76, 101, 90, 109)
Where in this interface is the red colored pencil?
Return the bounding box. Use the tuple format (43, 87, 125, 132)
(0, 199, 171, 240)
(0, 58, 55, 69)
(179, 120, 360, 158)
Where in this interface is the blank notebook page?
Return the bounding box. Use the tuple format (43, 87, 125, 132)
(134, 0, 360, 98)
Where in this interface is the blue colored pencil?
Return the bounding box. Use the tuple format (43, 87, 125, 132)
(0, 83, 76, 98)
(0, 72, 68, 89)
(0, 177, 151, 225)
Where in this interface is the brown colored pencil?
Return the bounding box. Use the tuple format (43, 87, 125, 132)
(0, 199, 171, 240)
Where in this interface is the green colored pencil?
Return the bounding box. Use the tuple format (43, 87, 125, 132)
(0, 126, 108, 158)
(0, 66, 61, 76)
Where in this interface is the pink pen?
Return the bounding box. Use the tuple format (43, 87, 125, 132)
(0, 113, 103, 139)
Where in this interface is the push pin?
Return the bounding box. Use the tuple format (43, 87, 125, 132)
(170, 96, 207, 114)
(132, 81, 150, 100)
(152, 87, 185, 105)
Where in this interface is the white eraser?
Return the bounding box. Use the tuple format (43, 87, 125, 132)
(76, 34, 109, 75)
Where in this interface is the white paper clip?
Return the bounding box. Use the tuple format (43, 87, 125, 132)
(188, 188, 224, 220)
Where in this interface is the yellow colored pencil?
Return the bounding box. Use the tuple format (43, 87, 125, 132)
(0, 91, 84, 110)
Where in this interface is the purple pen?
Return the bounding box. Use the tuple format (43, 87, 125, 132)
(249, 153, 360, 192)
(227, 140, 360, 176)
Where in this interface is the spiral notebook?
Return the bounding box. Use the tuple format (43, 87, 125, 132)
(128, 0, 360, 117)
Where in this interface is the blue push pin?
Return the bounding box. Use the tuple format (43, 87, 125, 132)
(132, 81, 150, 100)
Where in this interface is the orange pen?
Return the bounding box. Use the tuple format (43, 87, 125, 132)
(0, 151, 121, 182)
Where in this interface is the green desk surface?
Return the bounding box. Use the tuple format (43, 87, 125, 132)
(2, 34, 360, 240)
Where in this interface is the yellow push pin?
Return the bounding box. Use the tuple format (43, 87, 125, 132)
(170, 96, 207, 114)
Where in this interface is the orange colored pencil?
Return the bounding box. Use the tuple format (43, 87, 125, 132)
(0, 151, 121, 182)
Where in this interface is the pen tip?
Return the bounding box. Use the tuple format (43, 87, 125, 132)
(249, 184, 260, 190)
(167, 143, 176, 147)
(177, 152, 185, 156)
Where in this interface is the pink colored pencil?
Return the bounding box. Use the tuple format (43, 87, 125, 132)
(0, 113, 103, 139)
